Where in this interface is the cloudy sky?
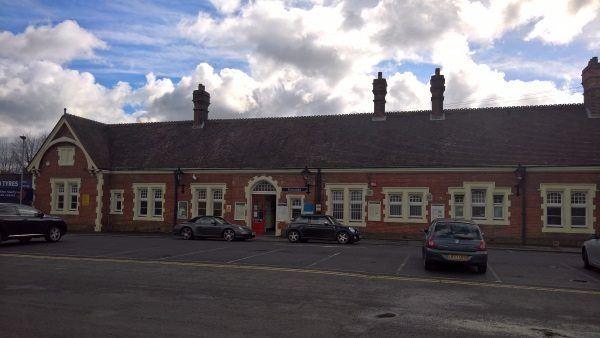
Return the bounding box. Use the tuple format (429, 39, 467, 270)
(0, 0, 598, 137)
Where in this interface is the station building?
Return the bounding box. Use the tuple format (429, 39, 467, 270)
(27, 57, 600, 246)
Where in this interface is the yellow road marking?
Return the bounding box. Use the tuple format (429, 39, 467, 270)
(2, 252, 600, 296)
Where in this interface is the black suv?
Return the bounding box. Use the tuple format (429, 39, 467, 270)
(0, 203, 67, 244)
(285, 215, 360, 244)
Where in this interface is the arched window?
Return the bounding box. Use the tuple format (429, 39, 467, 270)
(253, 180, 276, 193)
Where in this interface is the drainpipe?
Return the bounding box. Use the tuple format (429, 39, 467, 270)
(174, 168, 183, 227)
(515, 164, 527, 245)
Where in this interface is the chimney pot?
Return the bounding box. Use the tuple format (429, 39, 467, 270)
(430, 67, 445, 121)
(193, 84, 211, 128)
(582, 56, 600, 118)
(372, 71, 387, 121)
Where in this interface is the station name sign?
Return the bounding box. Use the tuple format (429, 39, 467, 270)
(282, 187, 308, 193)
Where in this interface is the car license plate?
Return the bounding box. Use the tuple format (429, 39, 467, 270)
(447, 254, 469, 261)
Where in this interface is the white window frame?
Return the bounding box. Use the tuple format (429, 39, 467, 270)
(286, 194, 305, 222)
(492, 194, 505, 220)
(325, 184, 367, 226)
(471, 189, 487, 220)
(453, 193, 465, 219)
(540, 184, 596, 234)
(132, 183, 165, 221)
(190, 184, 227, 217)
(383, 188, 429, 223)
(388, 193, 403, 218)
(57, 146, 75, 166)
(50, 178, 81, 215)
(448, 182, 511, 225)
(109, 189, 124, 214)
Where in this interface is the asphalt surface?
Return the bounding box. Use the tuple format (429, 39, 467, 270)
(1, 234, 599, 337)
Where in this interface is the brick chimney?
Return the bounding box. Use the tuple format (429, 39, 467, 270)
(372, 72, 387, 121)
(582, 56, 600, 118)
(193, 84, 210, 128)
(430, 68, 446, 120)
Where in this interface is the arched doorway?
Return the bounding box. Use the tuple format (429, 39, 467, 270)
(250, 180, 277, 236)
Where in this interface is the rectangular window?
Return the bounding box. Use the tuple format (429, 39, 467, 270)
(389, 193, 402, 218)
(212, 188, 223, 217)
(152, 189, 163, 217)
(493, 194, 504, 219)
(349, 189, 363, 221)
(546, 191, 562, 226)
(408, 193, 423, 218)
(58, 147, 75, 166)
(571, 192, 586, 227)
(332, 190, 344, 220)
(69, 184, 79, 211)
(197, 188, 207, 216)
(110, 190, 124, 214)
(290, 197, 302, 220)
(57, 183, 65, 211)
(471, 189, 486, 219)
(139, 188, 148, 216)
(454, 194, 464, 219)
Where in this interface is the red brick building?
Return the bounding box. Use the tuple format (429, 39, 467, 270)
(27, 57, 600, 246)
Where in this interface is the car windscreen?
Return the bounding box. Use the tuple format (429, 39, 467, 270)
(433, 222, 481, 240)
(326, 216, 342, 225)
(214, 217, 227, 224)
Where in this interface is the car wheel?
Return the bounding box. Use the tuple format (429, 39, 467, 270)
(223, 229, 235, 242)
(18, 237, 32, 244)
(287, 230, 300, 243)
(583, 248, 591, 269)
(45, 226, 62, 243)
(180, 227, 194, 240)
(477, 264, 487, 274)
(336, 231, 350, 244)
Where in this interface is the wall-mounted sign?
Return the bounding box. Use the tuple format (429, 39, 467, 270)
(82, 194, 90, 206)
(368, 201, 381, 221)
(177, 201, 188, 219)
(0, 174, 32, 204)
(276, 203, 288, 222)
(302, 202, 314, 215)
(226, 204, 232, 212)
(282, 187, 308, 193)
(431, 204, 445, 220)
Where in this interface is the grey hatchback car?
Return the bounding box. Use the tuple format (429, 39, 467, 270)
(422, 219, 488, 273)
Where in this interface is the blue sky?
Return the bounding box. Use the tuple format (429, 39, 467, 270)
(0, 0, 598, 136)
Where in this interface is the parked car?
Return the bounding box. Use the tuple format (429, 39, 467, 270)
(582, 233, 600, 269)
(0, 203, 67, 243)
(174, 216, 255, 241)
(422, 219, 487, 273)
(285, 215, 360, 244)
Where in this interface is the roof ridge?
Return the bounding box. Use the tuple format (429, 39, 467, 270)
(98, 102, 586, 127)
(64, 113, 108, 126)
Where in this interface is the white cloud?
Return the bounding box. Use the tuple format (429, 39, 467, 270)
(209, 0, 242, 14)
(0, 20, 107, 64)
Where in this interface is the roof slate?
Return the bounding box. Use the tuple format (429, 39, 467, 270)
(63, 104, 600, 170)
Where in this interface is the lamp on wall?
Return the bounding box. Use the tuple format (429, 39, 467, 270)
(301, 166, 313, 194)
(514, 164, 526, 196)
(175, 167, 185, 193)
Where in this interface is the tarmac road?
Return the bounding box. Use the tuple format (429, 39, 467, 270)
(1, 234, 599, 337)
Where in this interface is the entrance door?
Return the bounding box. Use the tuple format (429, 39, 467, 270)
(252, 195, 267, 235)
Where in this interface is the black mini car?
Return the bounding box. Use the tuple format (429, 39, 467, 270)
(0, 203, 67, 243)
(422, 219, 487, 273)
(285, 215, 360, 244)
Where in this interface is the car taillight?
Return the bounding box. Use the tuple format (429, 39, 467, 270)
(478, 240, 487, 251)
(427, 238, 436, 248)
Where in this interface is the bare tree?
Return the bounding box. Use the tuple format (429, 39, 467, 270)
(0, 133, 48, 174)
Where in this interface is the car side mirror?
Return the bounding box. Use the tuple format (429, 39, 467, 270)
(481, 231, 485, 237)
(423, 229, 429, 234)
(36, 212, 44, 218)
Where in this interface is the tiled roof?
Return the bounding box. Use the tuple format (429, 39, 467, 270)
(63, 103, 600, 170)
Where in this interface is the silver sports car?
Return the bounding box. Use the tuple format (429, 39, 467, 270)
(173, 216, 255, 241)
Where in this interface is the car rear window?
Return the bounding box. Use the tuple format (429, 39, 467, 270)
(433, 222, 482, 240)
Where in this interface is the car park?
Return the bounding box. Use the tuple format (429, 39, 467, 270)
(582, 233, 600, 269)
(422, 219, 487, 273)
(0, 203, 67, 243)
(285, 215, 360, 244)
(174, 216, 255, 241)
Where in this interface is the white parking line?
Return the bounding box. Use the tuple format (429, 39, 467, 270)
(159, 247, 228, 260)
(307, 252, 341, 267)
(395, 256, 410, 275)
(488, 264, 502, 283)
(93, 248, 153, 258)
(227, 249, 280, 263)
